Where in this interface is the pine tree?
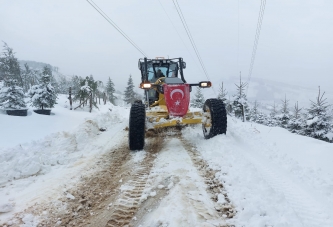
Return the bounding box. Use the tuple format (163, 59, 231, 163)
(225, 95, 233, 113)
(87, 75, 97, 93)
(42, 65, 52, 77)
(303, 87, 332, 142)
(232, 74, 249, 120)
(124, 75, 136, 104)
(106, 77, 116, 104)
(0, 42, 22, 87)
(21, 63, 30, 93)
(95, 80, 104, 104)
(41, 66, 59, 94)
(328, 106, 333, 143)
(266, 101, 278, 127)
(28, 74, 57, 110)
(217, 82, 227, 102)
(21, 63, 40, 91)
(192, 87, 205, 108)
(74, 77, 98, 108)
(57, 74, 71, 94)
(270, 102, 278, 118)
(257, 112, 268, 125)
(80, 80, 92, 96)
(266, 117, 276, 127)
(70, 75, 82, 100)
(0, 79, 26, 110)
(288, 101, 304, 134)
(249, 100, 259, 122)
(277, 95, 290, 128)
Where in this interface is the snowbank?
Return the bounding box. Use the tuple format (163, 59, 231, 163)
(183, 118, 333, 226)
(0, 99, 129, 224)
(0, 103, 128, 185)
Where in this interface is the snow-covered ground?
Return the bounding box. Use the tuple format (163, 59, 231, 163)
(1, 98, 333, 226)
(183, 121, 333, 226)
(0, 96, 129, 224)
(0, 95, 101, 148)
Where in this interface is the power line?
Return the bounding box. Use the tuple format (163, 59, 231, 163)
(247, 0, 266, 87)
(172, 0, 214, 93)
(157, 0, 202, 72)
(86, 0, 148, 57)
(237, 0, 240, 71)
(175, 0, 209, 78)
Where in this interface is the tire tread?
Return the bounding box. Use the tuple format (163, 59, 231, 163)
(129, 103, 145, 150)
(203, 98, 227, 139)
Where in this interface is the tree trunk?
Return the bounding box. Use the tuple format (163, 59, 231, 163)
(90, 92, 93, 113)
(69, 87, 72, 110)
(242, 104, 245, 122)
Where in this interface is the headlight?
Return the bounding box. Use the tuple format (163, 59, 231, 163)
(140, 82, 152, 89)
(199, 81, 212, 88)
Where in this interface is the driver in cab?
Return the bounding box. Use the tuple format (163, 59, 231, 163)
(156, 69, 164, 79)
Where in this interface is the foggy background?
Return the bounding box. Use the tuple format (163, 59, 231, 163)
(1, 0, 332, 105)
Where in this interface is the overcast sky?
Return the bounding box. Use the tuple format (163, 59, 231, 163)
(1, 0, 332, 95)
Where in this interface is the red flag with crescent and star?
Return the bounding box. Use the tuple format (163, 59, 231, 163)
(163, 84, 190, 117)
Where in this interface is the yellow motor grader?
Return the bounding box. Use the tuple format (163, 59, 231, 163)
(129, 57, 227, 150)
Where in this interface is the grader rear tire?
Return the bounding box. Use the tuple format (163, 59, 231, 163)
(202, 98, 227, 139)
(129, 103, 145, 150)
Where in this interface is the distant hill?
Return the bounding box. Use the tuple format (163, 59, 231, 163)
(19, 60, 71, 84)
(202, 76, 333, 111)
(19, 60, 59, 72)
(243, 77, 333, 111)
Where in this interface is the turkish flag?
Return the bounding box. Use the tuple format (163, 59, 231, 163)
(163, 84, 190, 117)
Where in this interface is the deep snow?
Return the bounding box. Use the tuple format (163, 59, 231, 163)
(182, 120, 333, 226)
(1, 97, 333, 226)
(0, 95, 130, 224)
(0, 95, 99, 148)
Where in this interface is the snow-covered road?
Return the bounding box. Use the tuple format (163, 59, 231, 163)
(1, 103, 333, 227)
(132, 136, 232, 227)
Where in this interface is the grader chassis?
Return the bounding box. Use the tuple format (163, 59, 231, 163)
(129, 57, 227, 150)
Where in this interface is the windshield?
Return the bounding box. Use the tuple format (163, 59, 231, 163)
(147, 62, 178, 82)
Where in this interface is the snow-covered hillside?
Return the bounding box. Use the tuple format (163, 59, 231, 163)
(203, 76, 333, 110)
(1, 98, 333, 226)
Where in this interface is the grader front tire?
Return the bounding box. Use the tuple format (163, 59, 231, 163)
(129, 103, 146, 150)
(202, 98, 227, 139)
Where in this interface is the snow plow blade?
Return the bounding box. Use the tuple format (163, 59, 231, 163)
(146, 110, 205, 128)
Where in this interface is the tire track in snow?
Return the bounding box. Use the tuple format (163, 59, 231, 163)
(133, 135, 228, 227)
(87, 136, 165, 227)
(104, 155, 156, 227)
(238, 141, 333, 227)
(35, 140, 132, 227)
(0, 120, 128, 227)
(181, 137, 236, 220)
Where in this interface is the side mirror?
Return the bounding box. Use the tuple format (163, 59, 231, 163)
(182, 62, 186, 69)
(199, 81, 212, 88)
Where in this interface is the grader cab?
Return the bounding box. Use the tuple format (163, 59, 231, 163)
(129, 57, 227, 150)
